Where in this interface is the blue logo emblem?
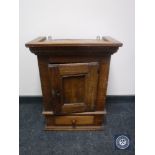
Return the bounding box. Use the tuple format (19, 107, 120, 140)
(115, 135, 130, 150)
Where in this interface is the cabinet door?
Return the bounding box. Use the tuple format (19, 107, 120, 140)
(48, 62, 99, 114)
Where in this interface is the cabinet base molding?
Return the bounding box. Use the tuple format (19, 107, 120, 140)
(44, 112, 105, 131)
(42, 110, 106, 116)
(44, 125, 104, 131)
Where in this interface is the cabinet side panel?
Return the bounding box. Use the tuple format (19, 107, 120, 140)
(96, 56, 111, 110)
(85, 63, 99, 110)
(37, 55, 52, 110)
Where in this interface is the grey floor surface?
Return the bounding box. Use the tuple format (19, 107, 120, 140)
(20, 100, 135, 155)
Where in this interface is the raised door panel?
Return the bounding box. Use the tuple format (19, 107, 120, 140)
(48, 62, 99, 114)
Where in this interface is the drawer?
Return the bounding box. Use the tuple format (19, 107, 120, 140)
(54, 116, 94, 125)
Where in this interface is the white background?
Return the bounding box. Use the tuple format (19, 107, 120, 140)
(19, 0, 135, 96)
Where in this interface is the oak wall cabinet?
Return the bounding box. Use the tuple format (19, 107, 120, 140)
(25, 36, 122, 131)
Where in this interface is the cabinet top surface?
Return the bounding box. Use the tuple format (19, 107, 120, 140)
(25, 36, 123, 48)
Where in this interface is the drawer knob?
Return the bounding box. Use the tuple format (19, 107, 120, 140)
(71, 119, 77, 128)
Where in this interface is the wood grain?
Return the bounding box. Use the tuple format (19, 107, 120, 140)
(26, 37, 122, 131)
(48, 62, 99, 114)
(48, 64, 63, 114)
(26, 37, 123, 47)
(96, 57, 111, 110)
(62, 76, 85, 103)
(42, 110, 106, 116)
(85, 62, 98, 110)
(54, 116, 94, 125)
(37, 56, 52, 111)
(61, 103, 86, 114)
(44, 126, 103, 131)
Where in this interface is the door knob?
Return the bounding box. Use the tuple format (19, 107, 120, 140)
(55, 90, 60, 97)
(52, 90, 61, 97)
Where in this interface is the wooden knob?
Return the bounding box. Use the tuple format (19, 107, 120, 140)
(55, 91, 60, 97)
(71, 119, 77, 127)
(52, 90, 60, 97)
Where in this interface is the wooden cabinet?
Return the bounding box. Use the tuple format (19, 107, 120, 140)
(26, 37, 122, 131)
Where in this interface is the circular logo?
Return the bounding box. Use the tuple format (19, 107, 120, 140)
(115, 135, 130, 150)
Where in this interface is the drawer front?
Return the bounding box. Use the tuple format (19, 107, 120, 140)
(54, 116, 94, 125)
